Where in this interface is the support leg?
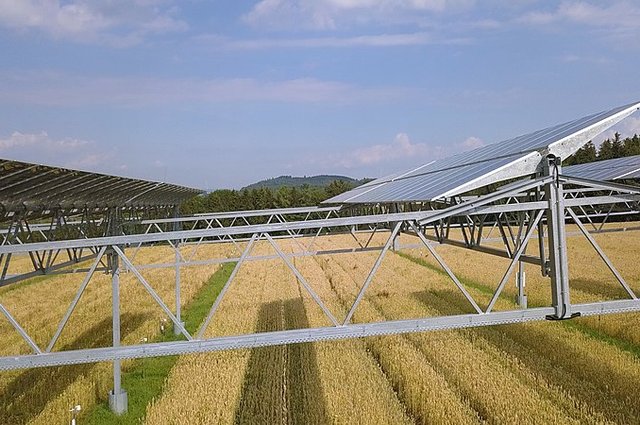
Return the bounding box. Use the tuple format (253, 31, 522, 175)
(516, 261, 527, 308)
(392, 222, 401, 251)
(544, 157, 573, 320)
(108, 250, 127, 414)
(174, 242, 184, 335)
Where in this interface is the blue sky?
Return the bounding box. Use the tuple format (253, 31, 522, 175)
(0, 1, 639, 189)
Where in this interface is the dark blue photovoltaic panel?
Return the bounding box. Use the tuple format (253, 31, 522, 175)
(350, 155, 520, 203)
(563, 155, 640, 181)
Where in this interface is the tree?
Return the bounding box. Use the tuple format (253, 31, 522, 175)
(611, 132, 624, 158)
(180, 177, 366, 214)
(623, 134, 640, 157)
(598, 138, 615, 160)
(325, 179, 353, 199)
(565, 141, 597, 165)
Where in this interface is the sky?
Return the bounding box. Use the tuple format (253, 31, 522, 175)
(0, 1, 639, 190)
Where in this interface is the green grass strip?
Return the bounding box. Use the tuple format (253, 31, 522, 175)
(85, 262, 236, 424)
(396, 251, 640, 359)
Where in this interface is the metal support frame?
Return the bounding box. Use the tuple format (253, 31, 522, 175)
(197, 234, 259, 339)
(108, 249, 127, 415)
(0, 303, 42, 354)
(0, 173, 639, 375)
(3, 298, 640, 370)
(516, 261, 527, 308)
(174, 243, 183, 335)
(173, 206, 184, 335)
(545, 157, 573, 319)
(344, 222, 402, 325)
(566, 208, 637, 299)
(0, 202, 182, 287)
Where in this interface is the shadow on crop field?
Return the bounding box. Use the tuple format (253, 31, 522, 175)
(235, 298, 328, 425)
(0, 313, 147, 425)
(411, 289, 640, 424)
(569, 277, 629, 299)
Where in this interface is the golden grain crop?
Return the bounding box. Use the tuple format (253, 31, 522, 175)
(319, 233, 640, 423)
(0, 243, 230, 425)
(2, 224, 640, 425)
(145, 240, 413, 424)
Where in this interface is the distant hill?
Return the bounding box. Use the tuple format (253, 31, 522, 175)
(243, 175, 366, 190)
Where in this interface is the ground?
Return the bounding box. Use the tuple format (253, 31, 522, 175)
(0, 224, 639, 424)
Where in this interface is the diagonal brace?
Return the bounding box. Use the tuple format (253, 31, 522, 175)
(409, 222, 482, 314)
(0, 303, 42, 354)
(113, 246, 193, 340)
(197, 234, 259, 339)
(486, 210, 544, 313)
(567, 208, 637, 299)
(264, 233, 339, 326)
(46, 246, 107, 352)
(343, 222, 402, 325)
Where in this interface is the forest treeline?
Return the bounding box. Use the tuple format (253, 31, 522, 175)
(181, 179, 356, 215)
(564, 133, 640, 165)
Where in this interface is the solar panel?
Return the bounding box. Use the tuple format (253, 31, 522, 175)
(563, 155, 640, 181)
(349, 155, 522, 203)
(0, 158, 203, 214)
(325, 101, 640, 204)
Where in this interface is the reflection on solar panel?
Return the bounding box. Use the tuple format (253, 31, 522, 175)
(563, 155, 640, 181)
(0, 158, 203, 213)
(325, 102, 640, 204)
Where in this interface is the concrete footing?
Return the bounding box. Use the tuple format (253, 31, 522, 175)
(174, 320, 185, 335)
(108, 389, 128, 414)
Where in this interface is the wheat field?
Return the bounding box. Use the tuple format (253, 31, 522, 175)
(1, 225, 639, 424)
(0, 244, 231, 424)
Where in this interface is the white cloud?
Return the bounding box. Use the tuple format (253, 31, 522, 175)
(243, 0, 475, 30)
(0, 71, 409, 107)
(0, 131, 90, 150)
(316, 133, 437, 169)
(0, 130, 125, 173)
(196, 32, 469, 49)
(518, 1, 640, 40)
(352, 133, 429, 166)
(309, 132, 490, 175)
(0, 0, 187, 46)
(560, 54, 613, 65)
(461, 136, 484, 150)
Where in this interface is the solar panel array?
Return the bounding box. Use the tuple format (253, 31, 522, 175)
(563, 155, 640, 181)
(0, 158, 203, 214)
(325, 102, 640, 204)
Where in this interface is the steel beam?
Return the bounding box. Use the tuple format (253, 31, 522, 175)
(1, 298, 639, 371)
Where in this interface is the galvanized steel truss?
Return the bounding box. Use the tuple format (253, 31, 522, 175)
(1, 157, 639, 378)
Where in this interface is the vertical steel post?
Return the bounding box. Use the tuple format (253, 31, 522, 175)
(516, 261, 527, 308)
(173, 243, 183, 334)
(108, 249, 127, 414)
(535, 186, 548, 277)
(544, 156, 572, 319)
(173, 206, 184, 335)
(391, 221, 401, 251)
